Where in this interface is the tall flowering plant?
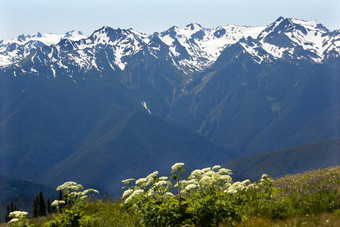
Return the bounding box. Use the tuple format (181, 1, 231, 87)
(122, 163, 255, 226)
(44, 181, 99, 227)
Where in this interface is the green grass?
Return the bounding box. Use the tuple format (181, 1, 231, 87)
(82, 201, 137, 226)
(2, 166, 339, 226)
(237, 211, 340, 227)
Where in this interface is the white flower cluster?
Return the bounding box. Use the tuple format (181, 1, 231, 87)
(124, 189, 144, 203)
(122, 169, 172, 204)
(171, 162, 184, 171)
(53, 181, 99, 209)
(224, 179, 253, 194)
(51, 200, 66, 207)
(8, 211, 28, 223)
(260, 173, 274, 184)
(82, 188, 99, 195)
(121, 163, 261, 205)
(9, 211, 28, 218)
(122, 178, 135, 185)
(56, 181, 84, 191)
(178, 166, 234, 193)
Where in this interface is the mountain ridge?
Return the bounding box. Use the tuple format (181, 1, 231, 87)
(1, 17, 339, 73)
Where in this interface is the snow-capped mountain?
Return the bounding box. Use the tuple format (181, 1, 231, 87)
(52, 26, 150, 71)
(2, 17, 339, 76)
(239, 17, 340, 63)
(0, 30, 86, 68)
(2, 24, 268, 79)
(157, 23, 265, 72)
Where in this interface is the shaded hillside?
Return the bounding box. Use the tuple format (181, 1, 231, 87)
(0, 74, 236, 194)
(0, 175, 56, 221)
(222, 139, 340, 181)
(168, 44, 340, 155)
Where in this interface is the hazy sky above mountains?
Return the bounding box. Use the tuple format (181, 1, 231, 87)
(1, 0, 339, 40)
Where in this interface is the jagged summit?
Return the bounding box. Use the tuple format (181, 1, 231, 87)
(185, 23, 203, 30)
(65, 30, 84, 38)
(240, 17, 339, 63)
(1, 17, 339, 71)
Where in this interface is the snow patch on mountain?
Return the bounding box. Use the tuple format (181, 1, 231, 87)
(0, 31, 86, 68)
(158, 23, 266, 71)
(141, 101, 152, 114)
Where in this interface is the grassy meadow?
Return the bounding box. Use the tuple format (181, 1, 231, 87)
(2, 165, 339, 226)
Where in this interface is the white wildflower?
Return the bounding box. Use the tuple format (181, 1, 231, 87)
(135, 177, 148, 185)
(184, 183, 197, 191)
(82, 188, 99, 195)
(218, 168, 232, 175)
(242, 179, 251, 185)
(186, 179, 197, 185)
(146, 178, 154, 186)
(171, 162, 184, 171)
(246, 184, 255, 191)
(51, 200, 65, 207)
(204, 170, 215, 176)
(200, 175, 212, 185)
(225, 188, 238, 194)
(122, 189, 133, 199)
(180, 179, 195, 187)
(9, 218, 19, 223)
(122, 178, 135, 184)
(226, 182, 243, 191)
(260, 174, 273, 183)
(132, 189, 144, 197)
(70, 191, 82, 197)
(220, 175, 232, 182)
(164, 192, 175, 197)
(237, 184, 246, 190)
(155, 180, 168, 187)
(189, 169, 203, 179)
(56, 181, 83, 191)
(148, 189, 155, 197)
(159, 176, 168, 181)
(202, 167, 211, 172)
(146, 171, 159, 179)
(211, 173, 221, 182)
(125, 195, 133, 203)
(9, 211, 28, 218)
(212, 165, 221, 170)
(125, 189, 144, 203)
(80, 195, 87, 200)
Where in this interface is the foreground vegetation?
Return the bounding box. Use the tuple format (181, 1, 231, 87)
(2, 165, 340, 226)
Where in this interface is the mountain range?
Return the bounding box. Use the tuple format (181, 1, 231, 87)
(0, 17, 339, 196)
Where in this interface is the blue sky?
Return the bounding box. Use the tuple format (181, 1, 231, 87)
(1, 0, 339, 40)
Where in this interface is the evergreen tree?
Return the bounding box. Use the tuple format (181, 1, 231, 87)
(47, 199, 52, 214)
(4, 204, 10, 222)
(5, 201, 19, 222)
(10, 202, 14, 212)
(36, 195, 40, 216)
(38, 191, 47, 216)
(32, 198, 39, 218)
